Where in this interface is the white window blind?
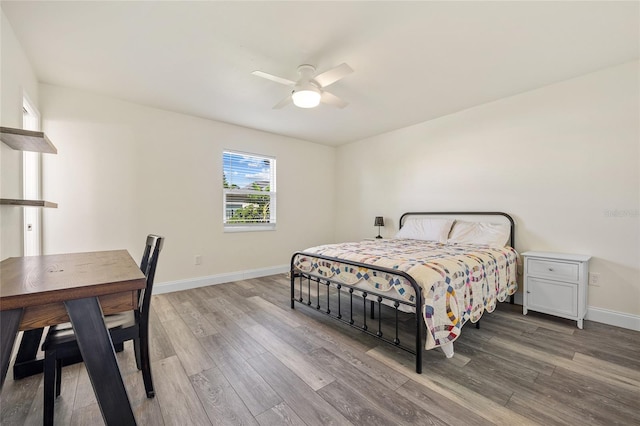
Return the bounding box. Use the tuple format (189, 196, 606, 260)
(223, 150, 276, 230)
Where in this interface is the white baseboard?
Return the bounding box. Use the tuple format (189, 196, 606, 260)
(152, 264, 289, 295)
(509, 293, 638, 331)
(155, 270, 640, 332)
(586, 306, 640, 332)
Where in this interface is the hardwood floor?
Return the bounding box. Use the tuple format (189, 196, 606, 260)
(2, 274, 639, 425)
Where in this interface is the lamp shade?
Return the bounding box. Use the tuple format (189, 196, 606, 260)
(374, 216, 384, 227)
(292, 86, 321, 108)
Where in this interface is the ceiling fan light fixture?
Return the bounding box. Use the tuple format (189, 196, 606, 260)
(292, 88, 321, 108)
(253, 63, 352, 109)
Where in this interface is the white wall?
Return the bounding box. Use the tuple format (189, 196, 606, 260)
(0, 11, 40, 260)
(3, 7, 637, 324)
(335, 61, 640, 318)
(39, 85, 336, 287)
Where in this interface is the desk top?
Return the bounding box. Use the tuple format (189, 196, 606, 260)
(0, 250, 146, 311)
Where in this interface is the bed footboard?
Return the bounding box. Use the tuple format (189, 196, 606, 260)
(290, 252, 424, 374)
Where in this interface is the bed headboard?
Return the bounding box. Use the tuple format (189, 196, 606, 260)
(399, 211, 515, 248)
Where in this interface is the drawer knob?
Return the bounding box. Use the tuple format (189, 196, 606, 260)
(548, 268, 554, 271)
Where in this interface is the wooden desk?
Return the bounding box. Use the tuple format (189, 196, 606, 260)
(0, 250, 146, 426)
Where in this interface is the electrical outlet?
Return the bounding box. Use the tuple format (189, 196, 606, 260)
(589, 272, 600, 286)
(194, 255, 202, 266)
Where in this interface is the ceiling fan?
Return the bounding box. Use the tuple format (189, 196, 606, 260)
(252, 63, 353, 109)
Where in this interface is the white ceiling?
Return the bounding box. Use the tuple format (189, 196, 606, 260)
(2, 1, 638, 146)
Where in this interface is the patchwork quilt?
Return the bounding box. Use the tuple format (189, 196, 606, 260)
(293, 239, 518, 350)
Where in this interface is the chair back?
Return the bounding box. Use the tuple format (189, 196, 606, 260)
(138, 235, 164, 317)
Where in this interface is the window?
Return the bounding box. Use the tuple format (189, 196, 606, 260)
(223, 150, 276, 231)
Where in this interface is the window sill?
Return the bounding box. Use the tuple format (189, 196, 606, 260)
(224, 224, 276, 233)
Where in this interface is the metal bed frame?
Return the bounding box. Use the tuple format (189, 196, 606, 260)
(290, 211, 516, 374)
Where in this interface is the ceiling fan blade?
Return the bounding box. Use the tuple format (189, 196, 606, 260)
(252, 70, 296, 86)
(314, 63, 353, 88)
(320, 91, 348, 109)
(272, 95, 293, 109)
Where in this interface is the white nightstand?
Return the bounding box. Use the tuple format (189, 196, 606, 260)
(522, 251, 591, 329)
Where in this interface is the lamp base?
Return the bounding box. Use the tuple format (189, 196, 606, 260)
(375, 223, 383, 239)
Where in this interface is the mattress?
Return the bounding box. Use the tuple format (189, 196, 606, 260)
(293, 239, 518, 349)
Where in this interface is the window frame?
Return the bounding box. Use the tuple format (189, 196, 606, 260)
(23, 94, 42, 256)
(222, 150, 276, 232)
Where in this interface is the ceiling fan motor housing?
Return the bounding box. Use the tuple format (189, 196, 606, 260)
(297, 64, 316, 78)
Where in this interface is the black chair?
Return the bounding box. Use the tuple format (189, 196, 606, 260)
(42, 235, 164, 425)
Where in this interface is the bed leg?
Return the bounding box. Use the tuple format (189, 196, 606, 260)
(290, 271, 295, 309)
(475, 320, 480, 329)
(415, 304, 423, 374)
(441, 342, 454, 359)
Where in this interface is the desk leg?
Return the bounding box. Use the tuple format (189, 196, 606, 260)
(1, 308, 24, 389)
(12, 328, 44, 379)
(64, 297, 136, 426)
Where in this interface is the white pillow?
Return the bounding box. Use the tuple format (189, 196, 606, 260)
(394, 218, 454, 243)
(447, 221, 511, 247)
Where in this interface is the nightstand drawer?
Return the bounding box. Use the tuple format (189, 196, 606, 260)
(527, 258, 579, 282)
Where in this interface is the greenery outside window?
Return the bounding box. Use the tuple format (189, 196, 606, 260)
(223, 150, 276, 231)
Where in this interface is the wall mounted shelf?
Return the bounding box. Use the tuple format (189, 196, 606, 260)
(1, 126, 58, 208)
(0, 199, 58, 208)
(0, 126, 57, 154)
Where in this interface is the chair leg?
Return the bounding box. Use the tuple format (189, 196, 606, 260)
(139, 336, 154, 398)
(55, 360, 62, 397)
(133, 337, 142, 371)
(43, 350, 56, 426)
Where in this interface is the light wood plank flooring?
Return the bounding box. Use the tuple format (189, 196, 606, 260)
(2, 274, 639, 425)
